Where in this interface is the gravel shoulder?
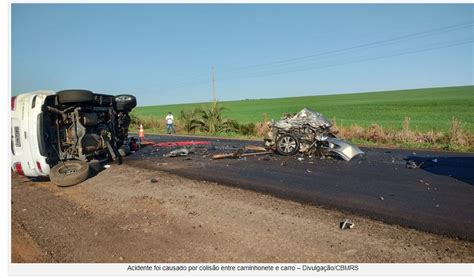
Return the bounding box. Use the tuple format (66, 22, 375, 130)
(11, 164, 474, 263)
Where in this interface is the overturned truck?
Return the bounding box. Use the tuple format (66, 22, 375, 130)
(265, 108, 364, 161)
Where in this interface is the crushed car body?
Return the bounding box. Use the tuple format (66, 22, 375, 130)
(265, 108, 364, 161)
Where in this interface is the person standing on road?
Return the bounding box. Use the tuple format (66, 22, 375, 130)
(165, 112, 176, 134)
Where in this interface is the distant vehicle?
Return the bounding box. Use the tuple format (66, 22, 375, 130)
(10, 89, 137, 186)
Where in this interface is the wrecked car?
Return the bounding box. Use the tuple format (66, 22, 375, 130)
(11, 89, 137, 186)
(265, 108, 364, 161)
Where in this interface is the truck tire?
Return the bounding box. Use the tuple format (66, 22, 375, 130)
(115, 94, 137, 112)
(276, 133, 300, 156)
(57, 90, 94, 104)
(50, 160, 90, 187)
(118, 144, 131, 157)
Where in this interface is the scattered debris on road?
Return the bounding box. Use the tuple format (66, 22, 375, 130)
(153, 141, 211, 148)
(164, 147, 193, 157)
(239, 151, 273, 158)
(212, 148, 273, 160)
(129, 136, 141, 152)
(340, 219, 354, 230)
(406, 159, 424, 169)
(245, 145, 268, 152)
(212, 149, 243, 160)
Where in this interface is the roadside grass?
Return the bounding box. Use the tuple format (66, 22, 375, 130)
(130, 86, 474, 152)
(331, 118, 473, 152)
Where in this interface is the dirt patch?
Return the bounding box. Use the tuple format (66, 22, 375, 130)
(11, 165, 474, 263)
(11, 222, 54, 263)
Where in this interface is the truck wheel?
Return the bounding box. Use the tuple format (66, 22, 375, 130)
(57, 90, 94, 104)
(115, 94, 137, 112)
(276, 133, 300, 156)
(118, 144, 131, 157)
(50, 160, 90, 187)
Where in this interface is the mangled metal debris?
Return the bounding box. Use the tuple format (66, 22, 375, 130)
(164, 147, 194, 157)
(340, 218, 354, 230)
(406, 159, 424, 169)
(265, 108, 364, 161)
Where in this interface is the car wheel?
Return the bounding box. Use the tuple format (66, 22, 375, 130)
(50, 160, 90, 187)
(276, 133, 300, 156)
(57, 90, 94, 104)
(115, 94, 137, 112)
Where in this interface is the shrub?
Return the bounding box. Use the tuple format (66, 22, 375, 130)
(179, 108, 200, 133)
(254, 113, 272, 138)
(130, 114, 163, 130)
(366, 123, 387, 143)
(227, 119, 256, 135)
(419, 130, 443, 144)
(445, 117, 470, 149)
(255, 121, 271, 138)
(193, 101, 231, 134)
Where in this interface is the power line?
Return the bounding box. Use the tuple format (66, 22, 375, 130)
(160, 21, 473, 92)
(218, 21, 473, 74)
(222, 39, 473, 81)
(165, 39, 473, 92)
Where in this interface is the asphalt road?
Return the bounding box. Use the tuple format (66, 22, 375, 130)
(126, 134, 474, 241)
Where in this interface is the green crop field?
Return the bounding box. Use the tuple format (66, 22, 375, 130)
(133, 85, 474, 132)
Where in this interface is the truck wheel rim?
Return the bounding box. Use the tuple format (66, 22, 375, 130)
(57, 164, 80, 175)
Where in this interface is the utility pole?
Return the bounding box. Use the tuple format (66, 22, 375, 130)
(212, 65, 217, 102)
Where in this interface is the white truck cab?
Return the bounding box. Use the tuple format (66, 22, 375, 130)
(11, 91, 55, 177)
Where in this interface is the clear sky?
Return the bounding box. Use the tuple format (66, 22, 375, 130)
(11, 4, 473, 105)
